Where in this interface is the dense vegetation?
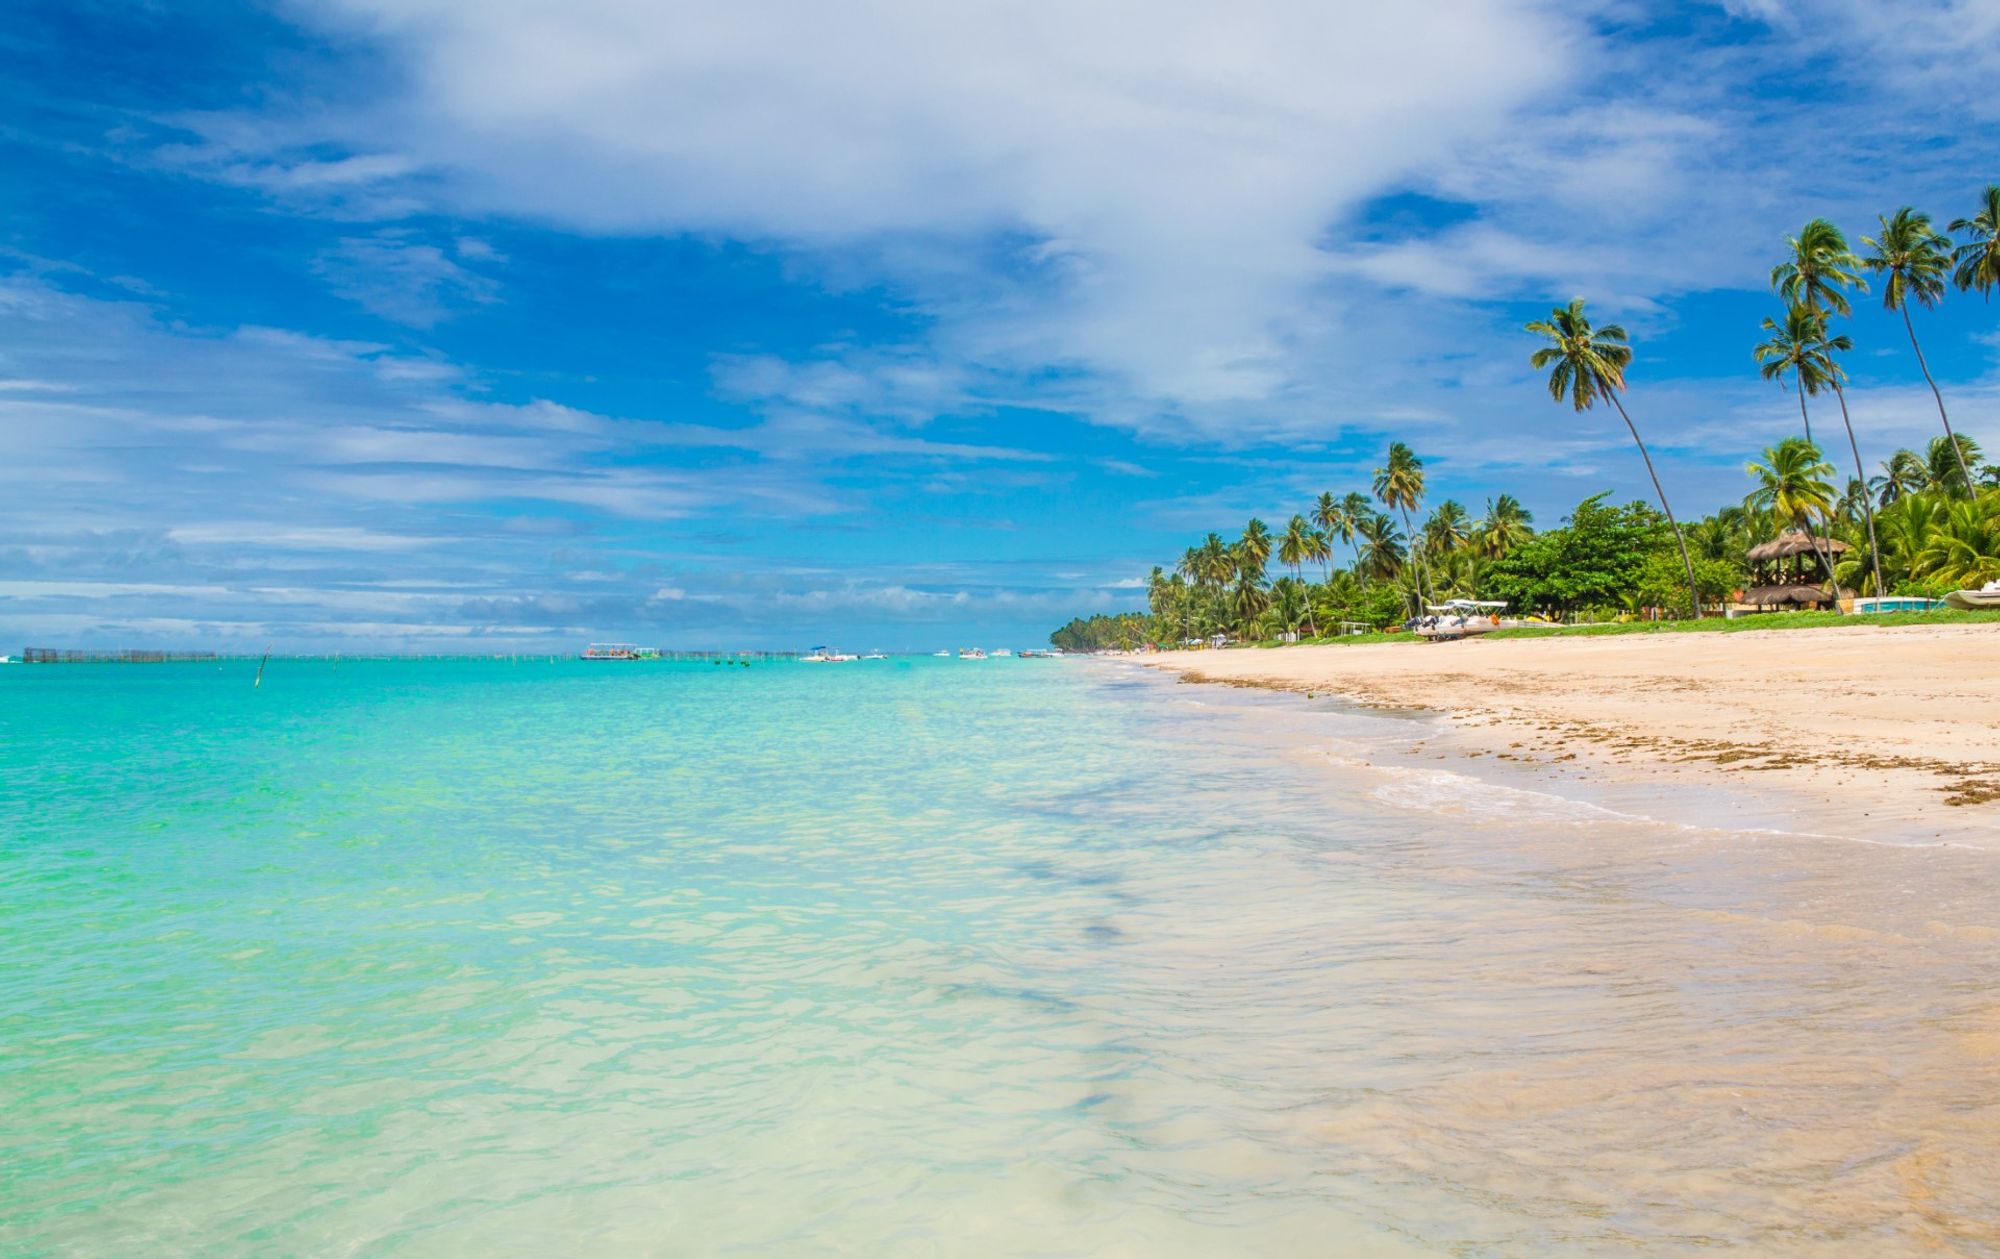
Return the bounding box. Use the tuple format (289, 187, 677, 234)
(1052, 188, 2000, 650)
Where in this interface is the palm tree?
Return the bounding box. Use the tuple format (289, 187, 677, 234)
(1237, 518, 1273, 582)
(1277, 515, 1320, 636)
(1353, 511, 1405, 585)
(1525, 298, 1701, 617)
(1310, 492, 1346, 580)
(1861, 208, 1973, 495)
(1754, 303, 1884, 596)
(1754, 303, 1834, 447)
(1744, 437, 1841, 596)
(1949, 184, 2000, 299)
(1773, 218, 1866, 317)
(1422, 500, 1470, 556)
(1471, 494, 1534, 559)
(1229, 546, 1269, 636)
(1926, 433, 1984, 498)
(1372, 442, 1431, 611)
(1873, 449, 1929, 507)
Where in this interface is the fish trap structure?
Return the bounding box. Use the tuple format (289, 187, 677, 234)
(20, 648, 220, 664)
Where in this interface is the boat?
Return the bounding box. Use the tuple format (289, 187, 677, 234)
(958, 647, 987, 659)
(1944, 581, 2000, 610)
(581, 642, 658, 660)
(802, 646, 859, 662)
(991, 649, 1013, 658)
(932, 650, 952, 657)
(1409, 600, 1512, 641)
(1019, 649, 1064, 659)
(861, 650, 889, 660)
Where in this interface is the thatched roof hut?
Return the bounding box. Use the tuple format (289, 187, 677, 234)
(1739, 529, 1848, 610)
(1745, 530, 1849, 563)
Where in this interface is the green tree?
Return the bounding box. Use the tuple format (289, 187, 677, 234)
(1861, 207, 1973, 494)
(1525, 298, 1701, 617)
(1754, 303, 1884, 597)
(1372, 442, 1431, 611)
(1485, 493, 1674, 615)
(1773, 218, 1866, 317)
(1949, 184, 2000, 299)
(1276, 515, 1320, 636)
(1744, 437, 1841, 595)
(1353, 510, 1405, 585)
(1471, 494, 1534, 559)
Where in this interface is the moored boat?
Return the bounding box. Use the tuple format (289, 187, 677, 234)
(1944, 581, 2000, 610)
(1409, 600, 1512, 641)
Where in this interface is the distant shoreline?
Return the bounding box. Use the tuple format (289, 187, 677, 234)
(1137, 622, 2000, 849)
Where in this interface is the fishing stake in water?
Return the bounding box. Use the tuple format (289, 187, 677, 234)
(254, 646, 271, 689)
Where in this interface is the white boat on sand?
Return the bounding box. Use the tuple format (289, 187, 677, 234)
(1411, 600, 1513, 641)
(1944, 581, 2000, 610)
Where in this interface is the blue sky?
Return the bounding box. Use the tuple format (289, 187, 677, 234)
(2, 0, 1996, 651)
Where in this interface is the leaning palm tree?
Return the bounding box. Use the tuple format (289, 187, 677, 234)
(1809, 317, 1887, 599)
(1372, 442, 1432, 611)
(1949, 184, 2000, 300)
(1773, 218, 1866, 317)
(1873, 449, 1929, 507)
(1526, 298, 1701, 617)
(1744, 437, 1842, 597)
(1861, 207, 1973, 495)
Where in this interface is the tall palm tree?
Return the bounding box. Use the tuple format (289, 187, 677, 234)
(1861, 207, 1973, 495)
(1372, 442, 1431, 611)
(1237, 518, 1273, 582)
(1277, 515, 1320, 636)
(1754, 302, 1833, 447)
(1773, 218, 1866, 317)
(1744, 437, 1841, 596)
(1873, 450, 1929, 507)
(1472, 494, 1534, 559)
(1310, 492, 1346, 581)
(1422, 500, 1471, 556)
(1353, 511, 1405, 585)
(1525, 298, 1701, 617)
(1949, 184, 2000, 300)
(1753, 304, 1883, 596)
(1809, 318, 1887, 599)
(1926, 433, 1985, 497)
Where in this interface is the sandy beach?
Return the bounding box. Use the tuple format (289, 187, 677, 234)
(1145, 623, 2000, 847)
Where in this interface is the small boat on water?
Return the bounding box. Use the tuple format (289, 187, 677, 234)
(932, 650, 952, 657)
(581, 643, 660, 660)
(1410, 600, 1513, 641)
(1944, 581, 2000, 610)
(802, 646, 859, 662)
(958, 647, 987, 659)
(1018, 649, 1064, 659)
(861, 650, 889, 660)
(991, 649, 1013, 658)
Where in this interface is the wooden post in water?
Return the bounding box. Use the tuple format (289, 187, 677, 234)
(254, 647, 270, 689)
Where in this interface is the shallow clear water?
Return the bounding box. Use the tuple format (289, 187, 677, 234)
(4, 658, 1998, 1256)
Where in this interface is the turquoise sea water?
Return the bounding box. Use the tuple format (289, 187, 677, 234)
(6, 658, 2000, 1256)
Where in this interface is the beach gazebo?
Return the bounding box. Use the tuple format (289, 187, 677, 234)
(1737, 530, 1848, 612)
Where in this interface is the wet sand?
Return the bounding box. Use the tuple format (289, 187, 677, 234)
(1143, 623, 2000, 847)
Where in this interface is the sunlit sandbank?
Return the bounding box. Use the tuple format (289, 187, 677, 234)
(1144, 620, 2000, 846)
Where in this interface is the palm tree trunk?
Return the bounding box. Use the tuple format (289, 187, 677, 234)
(1295, 562, 1318, 637)
(1607, 392, 1702, 619)
(1399, 506, 1431, 616)
(1791, 387, 1842, 601)
(1831, 382, 1887, 600)
(1901, 304, 1975, 494)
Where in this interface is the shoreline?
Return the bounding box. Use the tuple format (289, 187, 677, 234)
(1137, 622, 2000, 849)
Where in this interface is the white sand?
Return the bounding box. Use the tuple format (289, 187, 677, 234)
(1144, 623, 2000, 846)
